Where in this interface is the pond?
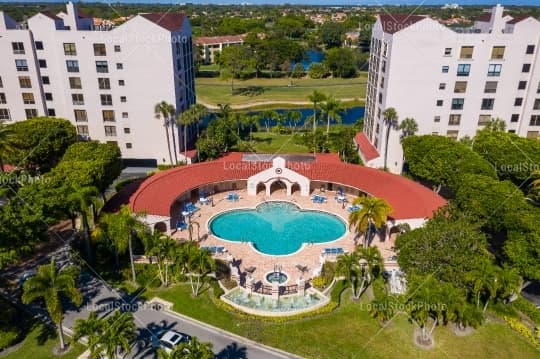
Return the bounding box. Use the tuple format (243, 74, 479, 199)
(248, 106, 365, 128)
(293, 50, 325, 71)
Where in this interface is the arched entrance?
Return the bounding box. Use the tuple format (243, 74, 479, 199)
(270, 180, 286, 195)
(291, 183, 301, 195)
(154, 222, 167, 233)
(256, 182, 266, 195)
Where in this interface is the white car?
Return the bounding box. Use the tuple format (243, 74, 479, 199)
(157, 330, 191, 354)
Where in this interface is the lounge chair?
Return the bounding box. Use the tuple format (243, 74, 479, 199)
(217, 246, 224, 254)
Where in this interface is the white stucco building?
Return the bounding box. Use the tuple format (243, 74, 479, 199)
(0, 2, 196, 165)
(363, 5, 540, 173)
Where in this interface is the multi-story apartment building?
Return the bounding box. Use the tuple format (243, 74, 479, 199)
(362, 5, 540, 173)
(195, 35, 245, 64)
(0, 2, 196, 165)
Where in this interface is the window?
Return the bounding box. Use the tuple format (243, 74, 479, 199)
(380, 77, 385, 88)
(124, 127, 131, 134)
(381, 61, 386, 73)
(451, 98, 464, 110)
(12, 42, 25, 54)
(74, 109, 88, 122)
(449, 114, 461, 126)
(459, 46, 474, 59)
(63, 43, 77, 55)
(491, 46, 505, 59)
(526, 45, 535, 54)
(47, 109, 56, 116)
(522, 64, 531, 73)
(436, 100, 443, 106)
(484, 81, 497, 93)
(454, 81, 467, 93)
(531, 98, 540, 110)
(518, 81, 527, 90)
(378, 92, 382, 104)
(442, 66, 449, 73)
(15, 59, 28, 71)
(481, 98, 495, 110)
(100, 95, 113, 106)
(538, 82, 540, 94)
(102, 110, 115, 122)
(478, 115, 491, 125)
(0, 109, 11, 120)
(42, 76, 50, 85)
(511, 114, 519, 123)
(457, 64, 470, 76)
(114, 45, 121, 52)
(509, 130, 516, 133)
(93, 43, 106, 56)
(116, 63, 123, 70)
(98, 78, 110, 90)
(72, 94, 84, 105)
(0, 93, 6, 104)
(104, 125, 117, 136)
(126, 143, 132, 149)
(76, 125, 89, 135)
(118, 79, 125, 86)
(444, 47, 452, 56)
(0, 76, 2, 88)
(69, 77, 82, 89)
(35, 41, 43, 50)
(25, 109, 37, 119)
(434, 116, 440, 123)
(446, 130, 459, 140)
(488, 64, 502, 77)
(515, 98, 523, 106)
(22, 93, 35, 104)
(439, 83, 446, 90)
(96, 61, 108, 73)
(120, 96, 126, 103)
(19, 76, 31, 88)
(44, 93, 53, 101)
(530, 115, 540, 126)
(122, 112, 128, 118)
(66, 60, 79, 72)
(38, 59, 47, 68)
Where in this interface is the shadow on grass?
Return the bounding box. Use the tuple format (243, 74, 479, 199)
(35, 323, 56, 346)
(232, 86, 265, 97)
(251, 136, 272, 145)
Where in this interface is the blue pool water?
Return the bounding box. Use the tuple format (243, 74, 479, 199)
(209, 201, 346, 256)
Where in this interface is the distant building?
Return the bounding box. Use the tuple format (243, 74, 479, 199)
(363, 5, 540, 173)
(442, 4, 462, 10)
(344, 31, 360, 48)
(0, 2, 196, 166)
(195, 34, 246, 64)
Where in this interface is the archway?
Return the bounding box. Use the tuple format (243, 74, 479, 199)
(270, 180, 287, 195)
(256, 182, 266, 195)
(291, 183, 301, 195)
(154, 222, 167, 233)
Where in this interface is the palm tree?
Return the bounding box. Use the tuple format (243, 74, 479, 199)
(158, 336, 214, 359)
(99, 311, 137, 359)
(155, 101, 175, 165)
(178, 108, 194, 162)
(192, 103, 208, 138)
(382, 107, 399, 170)
(370, 294, 398, 326)
(22, 260, 82, 351)
(73, 311, 103, 358)
(166, 103, 179, 165)
(0, 121, 17, 172)
(320, 95, 344, 135)
(467, 260, 498, 311)
(217, 103, 232, 120)
(68, 185, 99, 263)
(357, 246, 384, 284)
(348, 196, 393, 248)
(398, 117, 418, 140)
(484, 118, 506, 132)
(287, 110, 302, 133)
(336, 252, 361, 299)
(187, 247, 215, 296)
(243, 114, 259, 140)
(261, 110, 278, 132)
(307, 90, 326, 133)
(143, 232, 177, 287)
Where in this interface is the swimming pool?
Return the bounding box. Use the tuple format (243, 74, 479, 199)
(209, 201, 346, 255)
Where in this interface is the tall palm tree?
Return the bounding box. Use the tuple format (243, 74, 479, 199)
(166, 103, 179, 165)
(154, 101, 175, 165)
(243, 114, 259, 139)
(158, 336, 214, 359)
(22, 260, 82, 351)
(348, 196, 393, 248)
(0, 121, 17, 172)
(143, 232, 177, 287)
(356, 246, 384, 283)
(73, 311, 103, 358)
(99, 311, 137, 359)
(187, 247, 215, 296)
(398, 117, 418, 140)
(307, 90, 326, 133)
(287, 110, 302, 133)
(178, 108, 194, 162)
(67, 185, 99, 263)
(192, 103, 208, 139)
(320, 95, 344, 135)
(382, 107, 399, 170)
(336, 252, 361, 299)
(261, 110, 278, 132)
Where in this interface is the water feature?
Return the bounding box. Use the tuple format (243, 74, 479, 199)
(266, 271, 288, 284)
(292, 49, 325, 71)
(248, 106, 365, 128)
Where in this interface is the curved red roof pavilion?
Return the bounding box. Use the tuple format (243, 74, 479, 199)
(129, 153, 446, 221)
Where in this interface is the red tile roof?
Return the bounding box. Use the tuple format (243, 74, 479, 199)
(507, 15, 532, 24)
(2, 164, 15, 172)
(354, 132, 380, 162)
(379, 14, 425, 34)
(195, 35, 246, 45)
(181, 149, 198, 158)
(140, 12, 186, 32)
(129, 155, 446, 220)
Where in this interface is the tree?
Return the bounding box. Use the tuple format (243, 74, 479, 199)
(187, 247, 215, 296)
(348, 196, 392, 248)
(159, 336, 214, 359)
(307, 62, 328, 79)
(336, 252, 361, 299)
(22, 260, 82, 351)
(261, 110, 278, 132)
(320, 95, 344, 135)
(67, 185, 99, 263)
(155, 101, 176, 165)
(307, 90, 326, 133)
(143, 232, 177, 287)
(398, 117, 418, 140)
(483, 118, 506, 132)
(219, 45, 255, 94)
(370, 294, 398, 325)
(324, 48, 357, 78)
(319, 22, 346, 48)
(99, 311, 137, 359)
(382, 108, 399, 170)
(287, 111, 302, 133)
(191, 103, 208, 139)
(0, 121, 17, 172)
(178, 108, 194, 161)
(73, 311, 103, 358)
(291, 63, 305, 78)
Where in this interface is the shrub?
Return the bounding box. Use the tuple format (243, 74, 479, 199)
(504, 316, 540, 347)
(133, 264, 161, 288)
(308, 62, 328, 79)
(311, 276, 327, 290)
(291, 63, 305, 78)
(512, 297, 540, 326)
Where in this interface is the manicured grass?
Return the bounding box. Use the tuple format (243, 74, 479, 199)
(146, 284, 539, 359)
(3, 322, 85, 359)
(249, 132, 309, 154)
(196, 74, 367, 106)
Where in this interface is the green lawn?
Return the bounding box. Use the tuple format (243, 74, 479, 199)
(3, 322, 85, 359)
(146, 284, 539, 359)
(196, 74, 367, 106)
(249, 132, 309, 154)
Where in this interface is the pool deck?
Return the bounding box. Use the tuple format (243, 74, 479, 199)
(171, 188, 397, 285)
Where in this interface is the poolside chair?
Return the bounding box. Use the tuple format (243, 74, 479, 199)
(176, 221, 188, 231)
(217, 246, 224, 254)
(336, 248, 344, 254)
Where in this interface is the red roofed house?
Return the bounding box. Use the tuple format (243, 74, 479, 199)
(195, 34, 246, 64)
(354, 132, 381, 168)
